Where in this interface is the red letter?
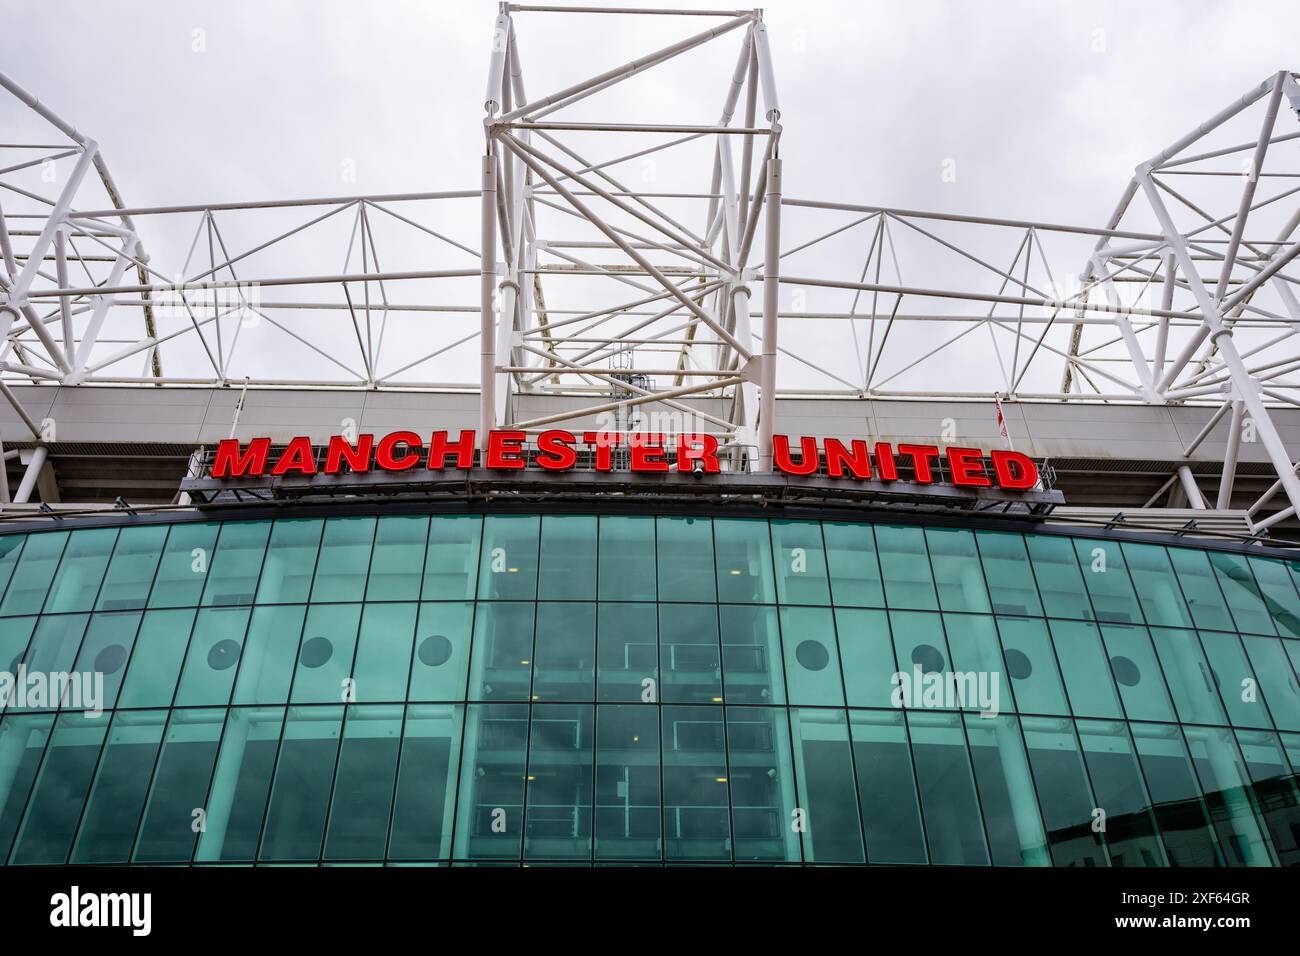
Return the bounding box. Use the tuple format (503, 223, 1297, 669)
(324, 434, 374, 474)
(486, 430, 527, 469)
(946, 447, 991, 487)
(582, 431, 621, 471)
(630, 433, 669, 472)
(824, 439, 872, 479)
(898, 443, 940, 484)
(211, 438, 271, 478)
(991, 450, 1039, 490)
(677, 434, 720, 474)
(271, 436, 317, 476)
(376, 431, 422, 470)
(773, 435, 819, 475)
(536, 430, 577, 470)
(428, 430, 476, 470)
(874, 442, 898, 481)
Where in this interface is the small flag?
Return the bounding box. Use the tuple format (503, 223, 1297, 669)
(994, 393, 1010, 444)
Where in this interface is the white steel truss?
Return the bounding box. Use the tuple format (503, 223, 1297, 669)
(2, 4, 1300, 526)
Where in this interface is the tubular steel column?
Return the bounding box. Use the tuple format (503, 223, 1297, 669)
(756, 154, 781, 472)
(480, 149, 498, 447)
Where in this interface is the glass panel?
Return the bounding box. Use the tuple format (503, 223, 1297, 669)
(95, 525, 166, 611)
(1098, 624, 1175, 722)
(1121, 543, 1193, 628)
(944, 614, 1006, 715)
(823, 521, 884, 608)
(1021, 715, 1107, 867)
(70, 709, 166, 863)
(596, 516, 655, 602)
(524, 703, 593, 860)
(0, 531, 67, 616)
(232, 605, 306, 706)
(352, 603, 418, 703)
(194, 706, 285, 862)
(323, 704, 403, 860)
(888, 610, 952, 709)
(116, 608, 197, 709)
(1076, 719, 1167, 866)
(875, 525, 938, 610)
(408, 603, 473, 702)
(1149, 627, 1228, 726)
(0, 535, 25, 606)
(597, 603, 657, 703)
(1240, 635, 1300, 731)
(533, 603, 595, 702)
(926, 528, 991, 613)
(453, 703, 529, 860)
(255, 518, 322, 604)
(770, 520, 829, 605)
(1047, 619, 1123, 718)
(906, 710, 989, 865)
(1209, 552, 1274, 635)
(995, 617, 1069, 716)
(0, 617, 36, 707)
(1025, 534, 1092, 620)
(9, 712, 107, 864)
(133, 708, 224, 862)
(1182, 724, 1275, 866)
(467, 602, 535, 701)
(290, 604, 361, 705)
(365, 516, 428, 602)
(963, 713, 1050, 866)
(975, 531, 1042, 616)
(659, 604, 721, 704)
(537, 515, 596, 601)
(789, 708, 864, 863)
(478, 515, 539, 600)
(173, 606, 251, 707)
(259, 705, 344, 861)
(43, 528, 116, 614)
(658, 517, 716, 603)
(728, 706, 799, 862)
(835, 608, 896, 709)
(311, 517, 376, 602)
(779, 605, 844, 706)
(713, 518, 770, 604)
(69, 611, 141, 711)
(1073, 538, 1142, 624)
(1200, 630, 1272, 728)
(1233, 729, 1300, 867)
(200, 520, 270, 606)
(147, 524, 218, 609)
(423, 516, 482, 600)
(720, 605, 785, 704)
(1248, 557, 1300, 638)
(0, 713, 54, 863)
(662, 704, 730, 861)
(848, 709, 926, 864)
(1131, 722, 1224, 866)
(9, 614, 89, 712)
(1168, 547, 1235, 631)
(594, 704, 660, 860)
(388, 703, 463, 860)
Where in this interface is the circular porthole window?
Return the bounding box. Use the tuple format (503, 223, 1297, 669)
(1110, 655, 1141, 686)
(94, 644, 128, 675)
(912, 644, 945, 675)
(207, 639, 240, 671)
(417, 635, 454, 667)
(795, 640, 829, 671)
(1004, 648, 1033, 680)
(300, 636, 334, 669)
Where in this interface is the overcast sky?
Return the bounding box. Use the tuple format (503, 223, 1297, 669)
(3, 0, 1299, 396)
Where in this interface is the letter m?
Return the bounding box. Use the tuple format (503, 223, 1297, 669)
(211, 438, 271, 478)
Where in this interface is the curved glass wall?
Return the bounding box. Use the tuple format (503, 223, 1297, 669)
(0, 512, 1298, 866)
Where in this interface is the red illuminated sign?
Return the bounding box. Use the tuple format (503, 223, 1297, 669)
(210, 430, 1041, 492)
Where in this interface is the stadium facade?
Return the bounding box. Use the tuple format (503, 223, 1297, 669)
(1, 4, 1299, 867)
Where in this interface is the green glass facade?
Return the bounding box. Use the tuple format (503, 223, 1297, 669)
(0, 510, 1299, 866)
